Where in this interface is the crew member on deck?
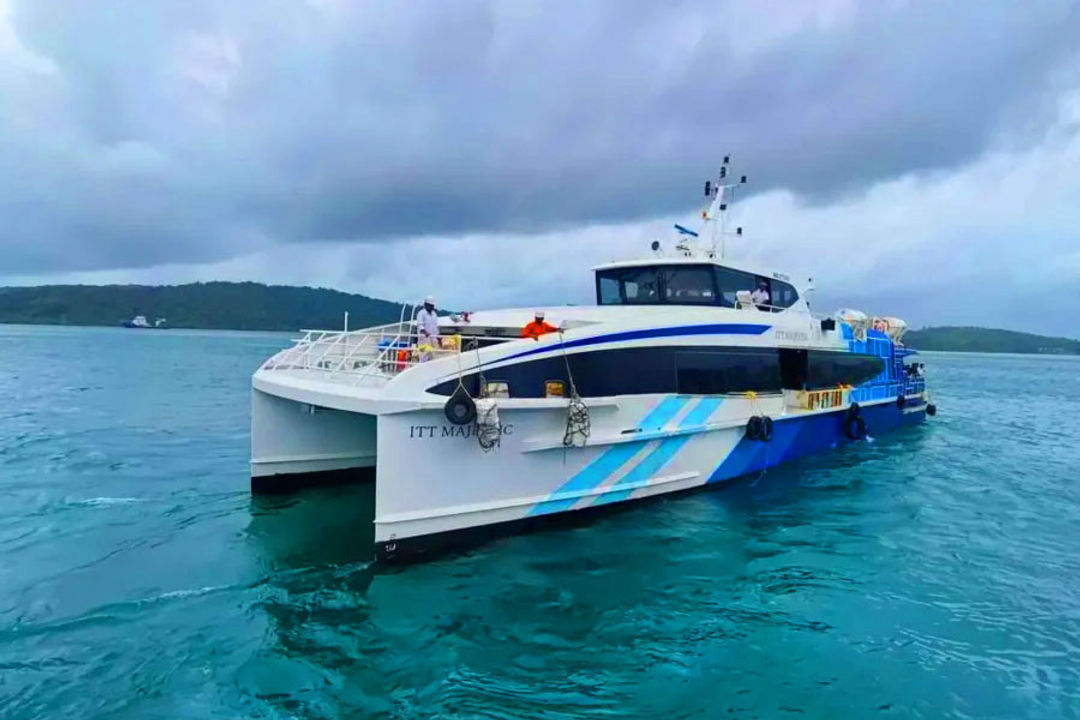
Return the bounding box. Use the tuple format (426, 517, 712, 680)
(521, 310, 558, 340)
(750, 280, 771, 310)
(416, 296, 440, 347)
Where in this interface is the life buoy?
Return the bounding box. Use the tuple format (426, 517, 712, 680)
(926, 403, 937, 417)
(444, 386, 476, 425)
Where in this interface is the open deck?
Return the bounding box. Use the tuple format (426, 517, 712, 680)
(259, 321, 516, 388)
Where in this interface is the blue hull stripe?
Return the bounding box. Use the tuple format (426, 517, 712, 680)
(707, 401, 925, 483)
(532, 397, 927, 517)
(528, 396, 690, 515)
(503, 323, 770, 363)
(593, 396, 725, 506)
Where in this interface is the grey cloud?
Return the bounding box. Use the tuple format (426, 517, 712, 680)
(2, 0, 1078, 274)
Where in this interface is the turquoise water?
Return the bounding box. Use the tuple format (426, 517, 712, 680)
(3, 325, 1080, 719)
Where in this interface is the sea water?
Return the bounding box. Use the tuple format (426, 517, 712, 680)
(2, 324, 1080, 719)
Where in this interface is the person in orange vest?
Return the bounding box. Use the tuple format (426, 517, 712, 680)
(521, 310, 558, 340)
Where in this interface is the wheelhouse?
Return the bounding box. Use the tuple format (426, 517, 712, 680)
(594, 260, 800, 311)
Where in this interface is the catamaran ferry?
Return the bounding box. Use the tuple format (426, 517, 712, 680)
(250, 160, 935, 562)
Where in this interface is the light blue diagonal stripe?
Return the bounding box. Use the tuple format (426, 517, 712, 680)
(634, 395, 688, 432)
(528, 395, 689, 516)
(593, 397, 724, 506)
(675, 396, 724, 428)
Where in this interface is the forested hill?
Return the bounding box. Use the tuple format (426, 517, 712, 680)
(905, 326, 1080, 355)
(0, 282, 406, 331)
(5, 286, 1080, 352)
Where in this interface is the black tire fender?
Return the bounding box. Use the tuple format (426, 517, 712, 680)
(843, 412, 866, 440)
(760, 416, 774, 442)
(444, 386, 476, 425)
(896, 394, 905, 410)
(926, 403, 937, 417)
(745, 415, 773, 442)
(745, 415, 763, 441)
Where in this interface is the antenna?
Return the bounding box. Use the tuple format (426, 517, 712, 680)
(700, 155, 749, 259)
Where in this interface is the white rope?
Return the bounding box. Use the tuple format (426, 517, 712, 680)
(741, 391, 770, 485)
(459, 337, 502, 451)
(560, 331, 590, 447)
(454, 336, 470, 395)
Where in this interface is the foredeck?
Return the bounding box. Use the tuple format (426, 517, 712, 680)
(259, 322, 514, 388)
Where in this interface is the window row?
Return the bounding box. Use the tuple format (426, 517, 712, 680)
(596, 264, 799, 310)
(427, 347, 883, 398)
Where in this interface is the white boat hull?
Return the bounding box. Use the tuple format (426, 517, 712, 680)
(369, 393, 925, 560)
(250, 388, 377, 491)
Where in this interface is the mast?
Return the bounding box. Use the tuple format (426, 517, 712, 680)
(700, 156, 747, 259)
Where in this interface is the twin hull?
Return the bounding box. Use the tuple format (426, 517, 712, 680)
(251, 386, 926, 561)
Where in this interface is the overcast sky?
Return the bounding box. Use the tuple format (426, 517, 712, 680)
(2, 0, 1078, 333)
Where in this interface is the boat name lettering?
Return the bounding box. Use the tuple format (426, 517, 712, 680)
(775, 329, 809, 341)
(408, 424, 514, 439)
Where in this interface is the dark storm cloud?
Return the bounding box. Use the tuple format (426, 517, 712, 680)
(1, 0, 1078, 274)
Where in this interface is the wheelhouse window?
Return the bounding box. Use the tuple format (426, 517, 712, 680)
(619, 266, 661, 304)
(596, 267, 660, 306)
(714, 267, 757, 308)
(714, 268, 799, 311)
(598, 275, 621, 305)
(663, 266, 716, 305)
(596, 266, 662, 305)
(596, 263, 799, 310)
(770, 279, 799, 309)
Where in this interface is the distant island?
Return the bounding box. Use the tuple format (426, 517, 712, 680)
(0, 282, 406, 331)
(904, 326, 1080, 355)
(1, 284, 1078, 355)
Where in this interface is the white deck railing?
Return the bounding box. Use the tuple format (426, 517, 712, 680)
(260, 319, 514, 387)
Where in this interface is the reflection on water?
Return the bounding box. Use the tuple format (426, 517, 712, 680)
(247, 484, 377, 571)
(242, 485, 380, 715)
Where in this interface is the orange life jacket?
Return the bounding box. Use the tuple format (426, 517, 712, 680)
(521, 320, 557, 339)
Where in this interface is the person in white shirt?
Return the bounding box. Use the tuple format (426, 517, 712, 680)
(750, 280, 771, 311)
(416, 296, 440, 347)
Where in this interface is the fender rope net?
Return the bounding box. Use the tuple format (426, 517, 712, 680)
(561, 334, 590, 447)
(475, 398, 502, 452)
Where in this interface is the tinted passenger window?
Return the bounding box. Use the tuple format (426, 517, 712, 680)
(675, 350, 782, 394)
(663, 266, 716, 304)
(806, 352, 883, 389)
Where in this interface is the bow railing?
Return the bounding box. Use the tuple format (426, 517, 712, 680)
(259, 319, 513, 387)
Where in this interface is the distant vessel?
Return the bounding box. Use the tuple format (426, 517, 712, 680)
(251, 159, 936, 562)
(122, 315, 166, 329)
